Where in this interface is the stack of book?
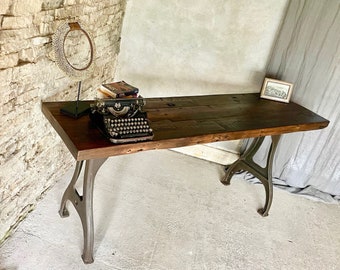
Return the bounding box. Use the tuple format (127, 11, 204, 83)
(98, 81, 139, 99)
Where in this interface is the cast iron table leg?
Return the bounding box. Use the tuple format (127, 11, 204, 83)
(59, 158, 108, 264)
(221, 135, 281, 216)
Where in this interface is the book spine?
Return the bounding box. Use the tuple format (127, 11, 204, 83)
(98, 85, 117, 98)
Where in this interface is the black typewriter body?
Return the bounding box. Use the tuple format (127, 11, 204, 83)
(90, 98, 154, 144)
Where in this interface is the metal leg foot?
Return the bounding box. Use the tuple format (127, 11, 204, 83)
(59, 207, 70, 218)
(221, 162, 241, 185)
(257, 178, 273, 217)
(257, 208, 268, 217)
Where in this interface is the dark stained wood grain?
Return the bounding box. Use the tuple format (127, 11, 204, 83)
(42, 94, 329, 161)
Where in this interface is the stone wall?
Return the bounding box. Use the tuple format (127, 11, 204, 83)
(0, 0, 126, 243)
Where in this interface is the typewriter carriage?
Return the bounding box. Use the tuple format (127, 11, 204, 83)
(91, 97, 145, 117)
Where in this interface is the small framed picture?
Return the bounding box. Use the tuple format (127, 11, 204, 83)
(260, 78, 293, 103)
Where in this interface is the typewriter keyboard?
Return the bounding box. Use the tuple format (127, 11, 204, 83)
(103, 116, 154, 143)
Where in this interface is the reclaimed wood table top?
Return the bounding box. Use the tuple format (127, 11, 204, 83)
(42, 93, 329, 161)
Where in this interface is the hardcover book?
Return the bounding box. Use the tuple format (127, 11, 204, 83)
(98, 81, 139, 98)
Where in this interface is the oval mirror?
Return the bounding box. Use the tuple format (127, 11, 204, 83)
(64, 28, 92, 70)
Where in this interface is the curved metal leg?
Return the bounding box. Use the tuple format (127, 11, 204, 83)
(59, 161, 84, 218)
(221, 135, 281, 216)
(257, 135, 280, 217)
(80, 158, 107, 263)
(58, 158, 107, 264)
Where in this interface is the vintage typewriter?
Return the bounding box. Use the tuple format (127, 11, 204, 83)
(89, 98, 154, 144)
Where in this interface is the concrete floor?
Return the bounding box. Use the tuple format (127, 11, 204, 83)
(1, 150, 339, 270)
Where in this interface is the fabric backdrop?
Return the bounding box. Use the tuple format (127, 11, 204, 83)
(254, 0, 340, 199)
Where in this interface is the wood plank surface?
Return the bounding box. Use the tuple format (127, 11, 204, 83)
(42, 94, 329, 161)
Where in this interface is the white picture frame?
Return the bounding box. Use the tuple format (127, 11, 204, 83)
(260, 78, 293, 103)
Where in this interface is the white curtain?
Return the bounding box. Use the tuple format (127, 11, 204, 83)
(255, 0, 340, 199)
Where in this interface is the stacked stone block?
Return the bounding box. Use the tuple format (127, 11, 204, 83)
(0, 0, 126, 243)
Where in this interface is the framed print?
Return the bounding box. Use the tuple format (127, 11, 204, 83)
(260, 78, 293, 103)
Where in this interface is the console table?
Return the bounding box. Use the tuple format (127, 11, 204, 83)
(42, 93, 329, 264)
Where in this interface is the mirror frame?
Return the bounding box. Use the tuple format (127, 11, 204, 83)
(52, 21, 95, 79)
